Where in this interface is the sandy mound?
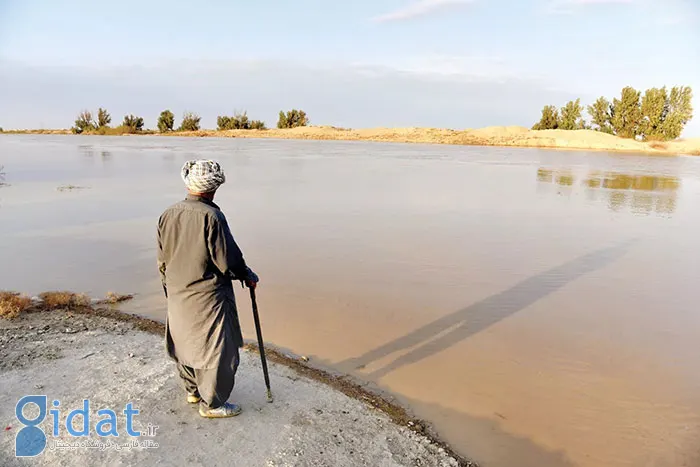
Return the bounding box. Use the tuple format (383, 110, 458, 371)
(8, 125, 699, 155)
(468, 126, 530, 138)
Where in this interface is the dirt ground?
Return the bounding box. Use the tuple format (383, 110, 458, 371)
(0, 310, 472, 467)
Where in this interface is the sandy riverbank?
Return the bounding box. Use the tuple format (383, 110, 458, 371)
(0, 297, 473, 467)
(4, 126, 700, 155)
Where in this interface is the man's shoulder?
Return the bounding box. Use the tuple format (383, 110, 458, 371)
(159, 199, 220, 219)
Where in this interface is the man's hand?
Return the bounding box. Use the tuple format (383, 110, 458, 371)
(242, 267, 259, 290)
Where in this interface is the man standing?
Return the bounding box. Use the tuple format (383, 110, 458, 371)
(157, 159, 259, 418)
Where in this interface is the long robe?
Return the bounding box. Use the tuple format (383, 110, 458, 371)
(157, 194, 250, 370)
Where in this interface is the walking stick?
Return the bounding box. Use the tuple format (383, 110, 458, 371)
(249, 287, 273, 403)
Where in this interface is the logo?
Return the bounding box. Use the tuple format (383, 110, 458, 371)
(15, 395, 158, 457)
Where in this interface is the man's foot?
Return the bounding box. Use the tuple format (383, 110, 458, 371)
(199, 402, 242, 418)
(187, 393, 201, 404)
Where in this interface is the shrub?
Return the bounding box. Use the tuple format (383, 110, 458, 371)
(122, 115, 144, 133)
(38, 291, 91, 310)
(648, 141, 669, 150)
(179, 112, 201, 132)
(277, 109, 309, 129)
(72, 110, 97, 134)
(217, 111, 266, 130)
(97, 108, 111, 128)
(0, 291, 32, 319)
(158, 110, 175, 133)
(102, 292, 134, 304)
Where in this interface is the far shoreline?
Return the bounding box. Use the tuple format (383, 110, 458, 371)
(2, 125, 700, 156)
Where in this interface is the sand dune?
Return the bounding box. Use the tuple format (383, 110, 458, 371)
(170, 126, 700, 155)
(5, 126, 700, 155)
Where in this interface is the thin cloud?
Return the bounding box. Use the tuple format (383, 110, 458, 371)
(371, 0, 474, 23)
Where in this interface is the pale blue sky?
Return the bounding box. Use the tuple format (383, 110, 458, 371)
(1, 0, 698, 134)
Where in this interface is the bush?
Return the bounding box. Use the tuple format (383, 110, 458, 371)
(277, 109, 309, 129)
(38, 291, 91, 310)
(97, 108, 111, 128)
(0, 291, 32, 319)
(122, 114, 144, 133)
(91, 125, 139, 136)
(217, 111, 266, 130)
(179, 112, 201, 132)
(158, 110, 175, 133)
(72, 110, 97, 134)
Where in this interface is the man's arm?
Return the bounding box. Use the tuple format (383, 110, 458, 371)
(207, 212, 258, 287)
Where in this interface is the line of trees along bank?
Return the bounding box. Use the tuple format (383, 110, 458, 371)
(533, 85, 693, 141)
(71, 108, 309, 134)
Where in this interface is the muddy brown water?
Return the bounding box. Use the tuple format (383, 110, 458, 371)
(2, 135, 700, 467)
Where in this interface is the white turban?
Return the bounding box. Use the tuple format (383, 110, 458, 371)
(181, 159, 226, 193)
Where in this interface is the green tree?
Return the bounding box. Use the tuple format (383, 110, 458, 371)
(122, 114, 144, 133)
(532, 105, 560, 130)
(611, 86, 642, 138)
(97, 108, 111, 128)
(559, 98, 585, 130)
(179, 112, 201, 132)
(231, 111, 249, 129)
(158, 110, 175, 132)
(661, 86, 693, 140)
(72, 110, 96, 134)
(277, 109, 309, 129)
(217, 115, 232, 131)
(587, 97, 614, 134)
(217, 111, 267, 130)
(250, 119, 266, 130)
(640, 87, 668, 140)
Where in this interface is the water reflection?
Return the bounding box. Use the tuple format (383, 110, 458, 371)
(536, 168, 680, 216)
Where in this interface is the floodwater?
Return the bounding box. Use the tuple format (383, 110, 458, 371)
(2, 135, 700, 467)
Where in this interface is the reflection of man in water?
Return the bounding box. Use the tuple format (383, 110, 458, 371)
(157, 159, 259, 418)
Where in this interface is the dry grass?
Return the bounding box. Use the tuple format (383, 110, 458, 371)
(101, 292, 134, 304)
(0, 292, 33, 319)
(38, 291, 91, 310)
(648, 141, 669, 150)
